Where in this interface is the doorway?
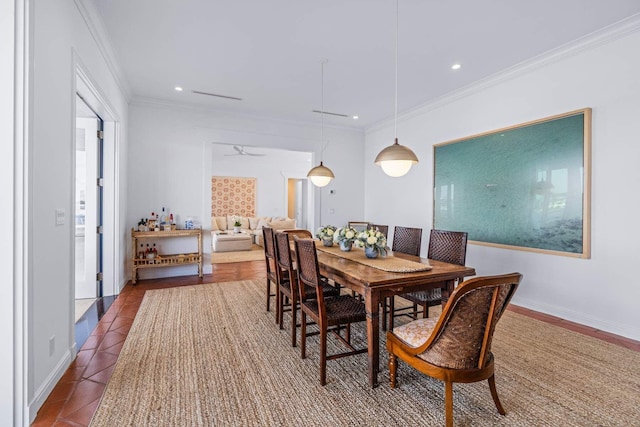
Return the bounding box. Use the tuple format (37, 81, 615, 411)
(287, 178, 309, 230)
(74, 95, 103, 321)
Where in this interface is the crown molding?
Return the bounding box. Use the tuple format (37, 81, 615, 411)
(73, 0, 132, 101)
(367, 13, 640, 134)
(130, 96, 365, 135)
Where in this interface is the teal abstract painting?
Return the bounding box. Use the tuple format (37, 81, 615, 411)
(434, 109, 591, 257)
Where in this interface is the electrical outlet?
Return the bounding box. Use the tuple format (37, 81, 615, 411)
(49, 336, 55, 356)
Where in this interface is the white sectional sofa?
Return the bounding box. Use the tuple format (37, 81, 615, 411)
(211, 215, 296, 247)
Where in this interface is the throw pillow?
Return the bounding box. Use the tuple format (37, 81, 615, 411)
(215, 216, 227, 230)
(268, 218, 296, 230)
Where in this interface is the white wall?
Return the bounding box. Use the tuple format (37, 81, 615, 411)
(127, 102, 365, 278)
(26, 0, 129, 422)
(365, 23, 640, 340)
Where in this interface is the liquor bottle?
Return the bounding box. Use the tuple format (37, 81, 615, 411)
(169, 213, 174, 225)
(152, 243, 158, 256)
(139, 244, 144, 259)
(160, 207, 167, 225)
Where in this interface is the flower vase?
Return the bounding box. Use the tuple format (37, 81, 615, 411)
(233, 226, 241, 233)
(364, 246, 378, 259)
(339, 240, 353, 252)
(322, 238, 334, 247)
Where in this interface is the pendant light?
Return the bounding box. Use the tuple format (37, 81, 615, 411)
(307, 59, 335, 187)
(374, 0, 419, 177)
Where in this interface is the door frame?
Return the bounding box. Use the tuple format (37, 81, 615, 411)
(72, 58, 121, 349)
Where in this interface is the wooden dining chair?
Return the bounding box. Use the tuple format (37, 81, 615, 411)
(387, 272, 522, 427)
(381, 226, 423, 330)
(261, 226, 278, 321)
(274, 230, 339, 347)
(348, 221, 370, 233)
(388, 229, 468, 330)
(391, 226, 423, 256)
(293, 237, 368, 385)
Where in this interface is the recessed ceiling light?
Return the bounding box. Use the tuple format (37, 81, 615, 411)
(451, 63, 461, 70)
(353, 115, 359, 120)
(174, 86, 183, 92)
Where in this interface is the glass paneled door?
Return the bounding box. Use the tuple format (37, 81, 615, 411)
(75, 95, 103, 303)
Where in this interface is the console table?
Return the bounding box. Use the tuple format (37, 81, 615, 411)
(131, 228, 203, 284)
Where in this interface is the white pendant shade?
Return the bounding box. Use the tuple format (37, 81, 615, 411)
(307, 161, 334, 187)
(374, 138, 419, 177)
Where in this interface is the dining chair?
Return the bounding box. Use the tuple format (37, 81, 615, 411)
(348, 221, 370, 233)
(391, 226, 422, 256)
(370, 224, 388, 239)
(387, 272, 522, 427)
(381, 226, 423, 330)
(388, 229, 468, 330)
(274, 230, 339, 347)
(262, 226, 278, 321)
(293, 237, 368, 385)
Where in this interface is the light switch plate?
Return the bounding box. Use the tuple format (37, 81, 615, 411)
(55, 208, 65, 225)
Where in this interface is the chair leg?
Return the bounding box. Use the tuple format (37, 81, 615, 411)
(266, 280, 271, 312)
(320, 325, 327, 386)
(382, 298, 388, 331)
(445, 381, 454, 427)
(345, 323, 351, 344)
(388, 297, 396, 330)
(412, 303, 418, 319)
(422, 303, 428, 318)
(276, 284, 284, 325)
(290, 299, 297, 347)
(389, 353, 397, 388)
(488, 374, 506, 415)
(300, 311, 307, 359)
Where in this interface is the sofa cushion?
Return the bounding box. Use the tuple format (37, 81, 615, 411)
(256, 217, 271, 230)
(268, 218, 296, 230)
(249, 216, 272, 230)
(214, 216, 227, 230)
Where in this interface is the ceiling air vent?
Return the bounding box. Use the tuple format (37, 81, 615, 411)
(192, 90, 242, 101)
(312, 109, 350, 118)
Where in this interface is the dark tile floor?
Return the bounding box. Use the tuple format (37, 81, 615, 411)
(31, 261, 639, 426)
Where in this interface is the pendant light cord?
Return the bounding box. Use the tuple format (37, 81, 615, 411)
(321, 59, 326, 157)
(394, 0, 398, 140)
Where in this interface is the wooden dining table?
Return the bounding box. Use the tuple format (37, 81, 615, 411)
(315, 246, 476, 388)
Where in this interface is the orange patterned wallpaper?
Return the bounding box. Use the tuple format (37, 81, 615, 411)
(211, 176, 256, 218)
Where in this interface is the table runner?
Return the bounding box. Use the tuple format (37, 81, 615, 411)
(316, 243, 432, 273)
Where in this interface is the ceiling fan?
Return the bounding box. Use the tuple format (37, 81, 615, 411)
(225, 145, 265, 157)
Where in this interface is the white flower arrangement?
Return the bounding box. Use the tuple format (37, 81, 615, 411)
(232, 215, 242, 227)
(316, 225, 337, 240)
(333, 226, 358, 244)
(355, 228, 389, 255)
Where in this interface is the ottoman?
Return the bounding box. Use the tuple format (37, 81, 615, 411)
(212, 231, 253, 252)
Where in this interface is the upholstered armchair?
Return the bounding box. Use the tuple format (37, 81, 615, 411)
(387, 273, 522, 427)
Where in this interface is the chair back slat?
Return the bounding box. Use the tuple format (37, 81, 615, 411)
(418, 274, 520, 370)
(392, 226, 423, 256)
(274, 231, 293, 271)
(293, 238, 325, 302)
(262, 226, 276, 260)
(427, 229, 468, 266)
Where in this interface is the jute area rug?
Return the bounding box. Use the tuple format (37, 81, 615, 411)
(90, 280, 640, 426)
(210, 245, 264, 263)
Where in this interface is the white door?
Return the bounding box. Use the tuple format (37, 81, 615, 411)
(75, 96, 102, 299)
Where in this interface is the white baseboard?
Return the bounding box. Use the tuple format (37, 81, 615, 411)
(28, 347, 74, 423)
(512, 295, 639, 341)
